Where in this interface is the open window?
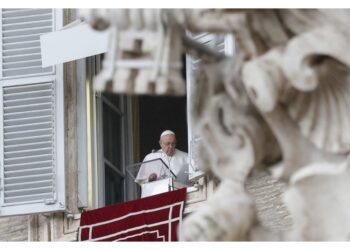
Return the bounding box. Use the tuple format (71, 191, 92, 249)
(90, 55, 188, 207)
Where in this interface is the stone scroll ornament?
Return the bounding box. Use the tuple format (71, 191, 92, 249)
(82, 9, 350, 241)
(80, 9, 186, 95)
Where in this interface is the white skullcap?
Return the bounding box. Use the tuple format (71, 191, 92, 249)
(160, 130, 175, 139)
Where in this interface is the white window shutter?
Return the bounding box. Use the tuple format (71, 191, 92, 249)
(186, 32, 234, 177)
(1, 9, 54, 79)
(0, 9, 65, 216)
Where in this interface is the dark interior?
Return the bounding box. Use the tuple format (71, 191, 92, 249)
(138, 95, 188, 160)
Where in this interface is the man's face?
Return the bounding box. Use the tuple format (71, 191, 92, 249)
(159, 134, 176, 156)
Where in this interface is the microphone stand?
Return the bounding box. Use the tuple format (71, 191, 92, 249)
(168, 159, 173, 191)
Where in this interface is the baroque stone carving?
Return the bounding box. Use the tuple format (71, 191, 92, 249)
(83, 9, 350, 241)
(80, 9, 185, 95)
(181, 9, 350, 241)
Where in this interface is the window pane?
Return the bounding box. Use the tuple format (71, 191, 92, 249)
(103, 101, 122, 169)
(104, 92, 121, 110)
(105, 165, 124, 205)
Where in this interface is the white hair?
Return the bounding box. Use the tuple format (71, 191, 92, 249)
(160, 130, 175, 139)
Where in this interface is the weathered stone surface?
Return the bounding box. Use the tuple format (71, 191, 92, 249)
(0, 216, 28, 241)
(246, 170, 293, 232)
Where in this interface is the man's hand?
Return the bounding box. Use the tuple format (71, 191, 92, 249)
(148, 173, 158, 182)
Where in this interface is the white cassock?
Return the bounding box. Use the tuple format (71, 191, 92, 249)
(135, 149, 189, 185)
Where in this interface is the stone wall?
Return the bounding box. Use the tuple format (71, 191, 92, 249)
(0, 216, 28, 241)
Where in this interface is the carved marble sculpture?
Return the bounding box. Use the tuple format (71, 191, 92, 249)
(80, 9, 185, 95)
(180, 9, 350, 241)
(82, 9, 350, 241)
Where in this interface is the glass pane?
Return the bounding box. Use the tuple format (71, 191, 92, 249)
(103, 101, 122, 169)
(103, 92, 121, 110)
(105, 165, 124, 205)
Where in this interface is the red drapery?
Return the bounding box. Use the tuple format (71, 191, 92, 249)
(78, 188, 187, 241)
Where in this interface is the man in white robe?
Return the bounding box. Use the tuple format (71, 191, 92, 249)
(135, 130, 189, 186)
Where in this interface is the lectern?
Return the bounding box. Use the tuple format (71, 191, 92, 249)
(127, 158, 176, 198)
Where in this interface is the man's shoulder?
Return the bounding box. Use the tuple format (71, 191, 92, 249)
(175, 149, 188, 157)
(144, 150, 162, 160)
